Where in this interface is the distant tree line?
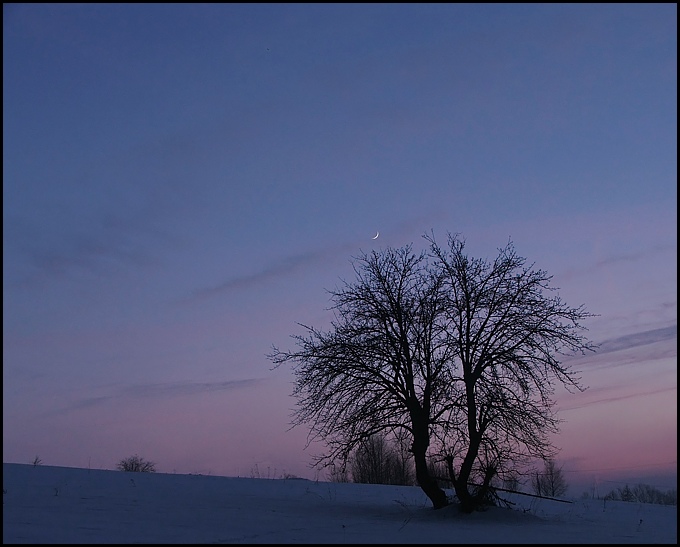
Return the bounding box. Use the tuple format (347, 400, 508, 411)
(349, 432, 414, 486)
(344, 439, 677, 508)
(335, 433, 571, 500)
(602, 483, 677, 506)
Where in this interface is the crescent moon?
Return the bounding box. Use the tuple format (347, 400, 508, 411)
(372, 232, 379, 239)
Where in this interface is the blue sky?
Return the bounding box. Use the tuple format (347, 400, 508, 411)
(3, 4, 676, 490)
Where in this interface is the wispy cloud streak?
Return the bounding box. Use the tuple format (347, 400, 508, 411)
(559, 385, 677, 412)
(558, 241, 676, 282)
(186, 214, 457, 303)
(596, 325, 677, 355)
(4, 213, 175, 287)
(595, 244, 677, 269)
(59, 378, 263, 413)
(566, 324, 677, 373)
(191, 250, 331, 299)
(187, 240, 363, 302)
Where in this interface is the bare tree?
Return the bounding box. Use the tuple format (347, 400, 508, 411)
(390, 429, 416, 486)
(269, 245, 452, 508)
(427, 233, 594, 511)
(350, 433, 390, 484)
(269, 233, 595, 512)
(531, 459, 568, 497)
(117, 455, 156, 473)
(350, 432, 414, 485)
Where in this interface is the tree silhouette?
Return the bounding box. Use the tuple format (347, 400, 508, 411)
(427, 233, 594, 511)
(269, 232, 595, 512)
(269, 245, 452, 508)
(531, 459, 568, 497)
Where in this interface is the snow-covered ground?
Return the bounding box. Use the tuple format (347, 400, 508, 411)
(3, 463, 676, 543)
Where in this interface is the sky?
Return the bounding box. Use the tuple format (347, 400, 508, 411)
(3, 4, 677, 494)
(2, 463, 677, 544)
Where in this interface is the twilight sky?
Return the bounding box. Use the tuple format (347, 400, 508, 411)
(3, 4, 677, 492)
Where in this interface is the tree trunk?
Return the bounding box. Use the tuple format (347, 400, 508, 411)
(452, 434, 482, 513)
(413, 449, 449, 509)
(411, 417, 449, 509)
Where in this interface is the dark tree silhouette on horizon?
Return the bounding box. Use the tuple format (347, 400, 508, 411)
(426, 233, 595, 511)
(270, 245, 452, 508)
(269, 232, 596, 512)
(531, 459, 568, 498)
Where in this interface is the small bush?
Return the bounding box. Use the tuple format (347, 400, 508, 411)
(117, 455, 156, 473)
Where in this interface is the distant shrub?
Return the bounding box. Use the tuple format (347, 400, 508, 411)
(250, 463, 278, 479)
(32, 456, 42, 467)
(117, 455, 156, 473)
(603, 483, 677, 505)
